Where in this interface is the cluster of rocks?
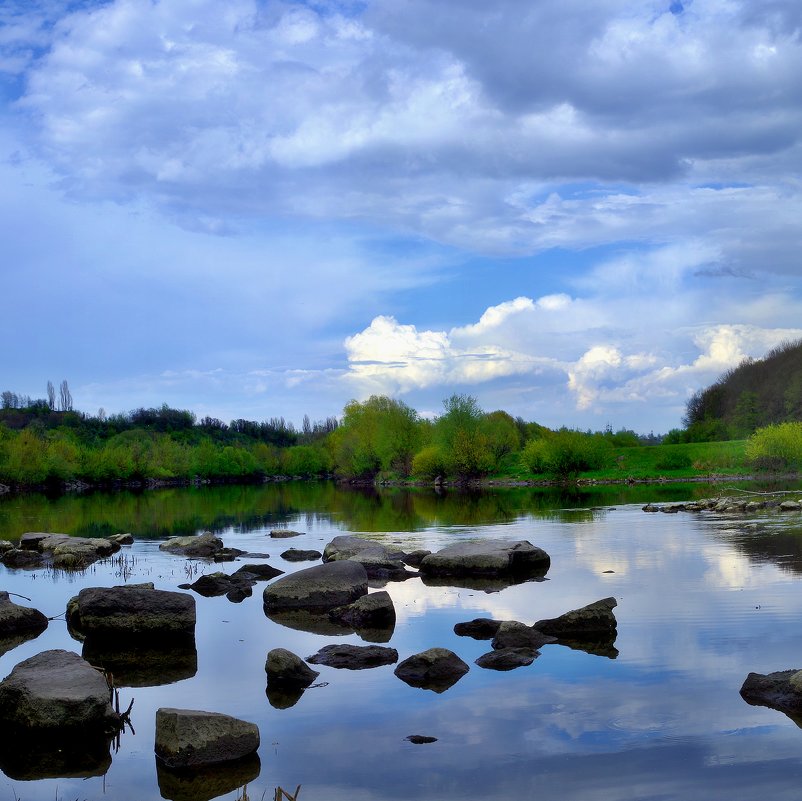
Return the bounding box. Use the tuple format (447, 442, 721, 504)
(643, 496, 802, 515)
(0, 531, 133, 571)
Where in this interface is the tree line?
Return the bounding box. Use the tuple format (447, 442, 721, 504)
(0, 386, 649, 488)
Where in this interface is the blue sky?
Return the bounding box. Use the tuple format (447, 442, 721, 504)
(2, 0, 802, 433)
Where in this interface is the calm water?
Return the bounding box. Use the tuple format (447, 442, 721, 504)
(3, 481, 802, 800)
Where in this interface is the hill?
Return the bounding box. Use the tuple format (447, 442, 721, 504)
(682, 339, 802, 440)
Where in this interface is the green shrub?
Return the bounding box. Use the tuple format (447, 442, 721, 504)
(411, 445, 450, 479)
(654, 451, 693, 471)
(520, 430, 613, 478)
(745, 422, 802, 470)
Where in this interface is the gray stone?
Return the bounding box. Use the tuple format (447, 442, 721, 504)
(186, 573, 254, 601)
(1, 549, 44, 569)
(394, 648, 469, 693)
(265, 648, 320, 687)
(740, 669, 802, 717)
(232, 563, 284, 580)
(155, 708, 260, 768)
(780, 500, 802, 511)
(419, 540, 550, 577)
(306, 644, 398, 670)
(0, 541, 13, 554)
(108, 533, 134, 546)
(534, 597, 618, 638)
(51, 537, 119, 569)
(323, 535, 410, 580)
(19, 533, 55, 550)
(491, 621, 556, 651)
(68, 586, 196, 638)
(160, 533, 224, 558)
(269, 529, 303, 538)
(263, 560, 368, 612)
(281, 549, 323, 562)
(0, 649, 119, 732)
(0, 591, 48, 639)
(454, 618, 503, 639)
(329, 590, 396, 629)
(213, 547, 245, 562)
(403, 550, 432, 568)
(475, 648, 539, 671)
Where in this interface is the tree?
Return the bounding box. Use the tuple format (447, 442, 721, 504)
(432, 394, 494, 478)
(46, 381, 56, 410)
(58, 380, 73, 412)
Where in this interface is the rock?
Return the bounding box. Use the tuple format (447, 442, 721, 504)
(213, 547, 245, 562)
(155, 708, 260, 768)
(323, 535, 411, 580)
(534, 597, 618, 638)
(642, 504, 660, 512)
(0, 591, 48, 655)
(187, 572, 254, 599)
(68, 586, 196, 638)
(740, 669, 802, 718)
(329, 590, 396, 629)
(51, 537, 119, 569)
(394, 648, 469, 693)
(270, 529, 303, 538)
(403, 550, 432, 568)
(265, 648, 320, 686)
(0, 541, 14, 554)
(780, 500, 802, 511)
(475, 648, 539, 671)
(453, 618, 503, 639)
(19, 532, 56, 550)
(156, 754, 261, 801)
(491, 621, 556, 651)
(263, 560, 368, 612)
(232, 563, 284, 580)
(306, 644, 399, 670)
(0, 650, 119, 733)
(108, 533, 134, 546)
(419, 540, 550, 578)
(406, 734, 437, 744)
(281, 548, 323, 562)
(160, 533, 224, 558)
(1, 549, 45, 569)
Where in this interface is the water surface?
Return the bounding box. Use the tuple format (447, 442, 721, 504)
(2, 481, 802, 800)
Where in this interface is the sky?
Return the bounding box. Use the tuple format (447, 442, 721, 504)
(2, 0, 802, 434)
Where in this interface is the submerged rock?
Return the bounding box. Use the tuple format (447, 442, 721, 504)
(0, 649, 119, 733)
(160, 533, 224, 558)
(155, 708, 260, 769)
(306, 644, 398, 670)
(329, 590, 396, 629)
(270, 529, 304, 538)
(68, 585, 196, 638)
(419, 540, 550, 578)
(263, 560, 368, 613)
(394, 648, 469, 693)
(406, 734, 438, 744)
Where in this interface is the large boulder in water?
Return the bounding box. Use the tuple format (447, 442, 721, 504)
(0, 591, 48, 657)
(155, 708, 260, 768)
(491, 621, 556, 651)
(306, 644, 398, 670)
(419, 540, 550, 578)
(0, 649, 119, 733)
(263, 561, 368, 612)
(68, 586, 196, 639)
(160, 533, 224, 558)
(323, 535, 411, 580)
(265, 648, 320, 687)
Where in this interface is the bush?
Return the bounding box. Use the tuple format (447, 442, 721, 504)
(745, 422, 802, 471)
(521, 430, 613, 478)
(411, 445, 450, 479)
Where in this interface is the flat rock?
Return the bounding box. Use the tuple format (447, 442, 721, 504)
(394, 648, 469, 693)
(740, 669, 802, 716)
(0, 649, 119, 732)
(186, 573, 254, 602)
(453, 618, 503, 639)
(160, 533, 224, 558)
(306, 644, 398, 670)
(213, 547, 245, 563)
(419, 540, 550, 577)
(51, 537, 119, 569)
(534, 597, 618, 637)
(265, 648, 320, 687)
(155, 707, 260, 768)
(406, 734, 437, 744)
(281, 549, 323, 562)
(491, 621, 556, 651)
(232, 562, 284, 580)
(269, 529, 304, 538)
(68, 586, 196, 638)
(323, 535, 411, 580)
(263, 560, 368, 612)
(1, 549, 44, 569)
(475, 648, 539, 671)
